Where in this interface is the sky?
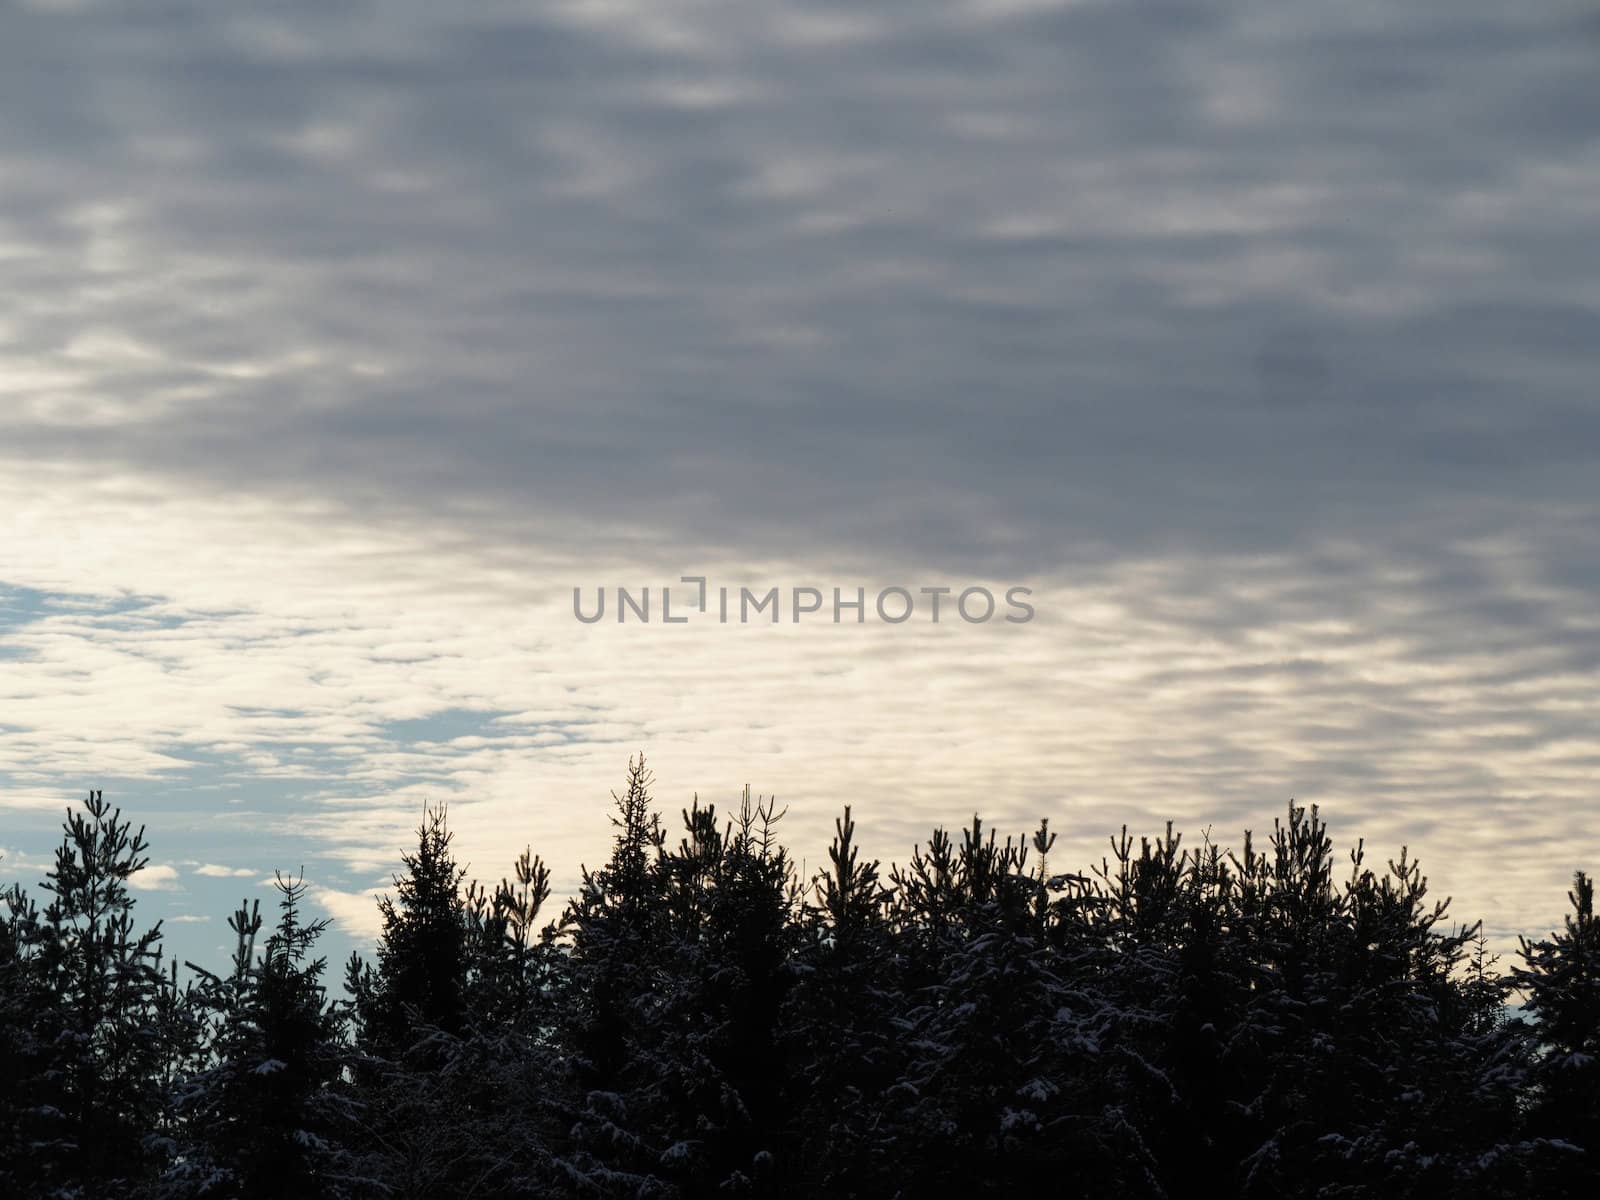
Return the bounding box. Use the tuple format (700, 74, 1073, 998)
(1, 0, 1597, 972)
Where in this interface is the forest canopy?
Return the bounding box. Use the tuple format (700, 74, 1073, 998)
(2, 761, 1597, 1199)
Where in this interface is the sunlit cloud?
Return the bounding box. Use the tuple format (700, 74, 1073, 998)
(130, 864, 182, 892)
(0, 0, 1596, 969)
(192, 864, 257, 878)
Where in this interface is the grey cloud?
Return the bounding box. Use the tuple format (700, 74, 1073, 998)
(0, 0, 1595, 580)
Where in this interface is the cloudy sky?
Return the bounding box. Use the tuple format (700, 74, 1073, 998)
(1, 0, 1597, 969)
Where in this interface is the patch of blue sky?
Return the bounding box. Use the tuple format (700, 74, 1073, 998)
(0, 703, 591, 987)
(0, 583, 52, 656)
(376, 707, 518, 746)
(0, 766, 380, 980)
(0, 583, 57, 624)
(0, 585, 196, 653)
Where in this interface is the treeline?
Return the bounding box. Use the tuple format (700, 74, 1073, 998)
(1, 761, 1598, 1198)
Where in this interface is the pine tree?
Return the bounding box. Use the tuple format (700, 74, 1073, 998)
(1513, 870, 1600, 1192)
(13, 791, 181, 1197)
(462, 845, 554, 1026)
(869, 816, 1097, 1197)
(164, 875, 359, 1199)
(662, 787, 798, 1194)
(341, 802, 567, 1198)
(562, 754, 668, 1112)
(5, 773, 1590, 1197)
(350, 802, 469, 1060)
(781, 806, 902, 1198)
(0, 874, 53, 1197)
(559, 762, 802, 1196)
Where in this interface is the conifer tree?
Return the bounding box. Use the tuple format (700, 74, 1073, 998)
(340, 803, 567, 1197)
(19, 791, 180, 1197)
(882, 817, 1096, 1196)
(780, 806, 899, 1197)
(3, 776, 1593, 1198)
(0, 874, 52, 1197)
(352, 840, 571, 1200)
(563, 754, 668, 1089)
(664, 787, 797, 1193)
(561, 763, 802, 1196)
(462, 845, 554, 1026)
(164, 875, 358, 1199)
(350, 802, 469, 1059)
(1514, 870, 1600, 1192)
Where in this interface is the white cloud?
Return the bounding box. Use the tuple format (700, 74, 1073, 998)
(0, 845, 53, 876)
(311, 884, 388, 944)
(0, 792, 78, 811)
(193, 863, 256, 878)
(129, 864, 181, 892)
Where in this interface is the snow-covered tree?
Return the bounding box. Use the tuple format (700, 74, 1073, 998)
(1513, 870, 1600, 1192)
(164, 875, 360, 1199)
(2, 777, 1590, 1198)
(350, 803, 470, 1061)
(7, 791, 183, 1197)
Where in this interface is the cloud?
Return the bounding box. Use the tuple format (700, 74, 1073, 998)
(0, 845, 53, 877)
(193, 863, 257, 878)
(0, 0, 1594, 969)
(3, 511, 1593, 953)
(311, 884, 388, 944)
(0, 1, 1592, 573)
(129, 864, 181, 892)
(0, 792, 82, 812)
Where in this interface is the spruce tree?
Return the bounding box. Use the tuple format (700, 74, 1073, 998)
(1513, 870, 1600, 1193)
(781, 806, 902, 1198)
(350, 802, 469, 1059)
(19, 791, 180, 1197)
(164, 875, 358, 1199)
(0, 874, 52, 1197)
(3, 772, 1589, 1198)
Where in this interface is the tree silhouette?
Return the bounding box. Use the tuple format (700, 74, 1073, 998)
(165, 875, 356, 1199)
(1, 774, 1597, 1197)
(1514, 870, 1600, 1191)
(4, 791, 180, 1197)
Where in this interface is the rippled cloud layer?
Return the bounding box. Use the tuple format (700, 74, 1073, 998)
(1, 0, 1596, 964)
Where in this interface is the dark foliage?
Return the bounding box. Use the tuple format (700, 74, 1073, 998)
(1, 769, 1596, 1197)
(162, 875, 357, 1199)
